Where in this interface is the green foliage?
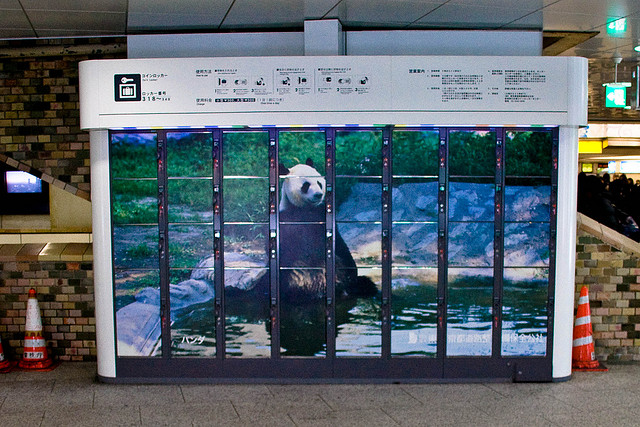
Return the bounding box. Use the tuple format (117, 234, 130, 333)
(168, 225, 214, 267)
(111, 133, 157, 178)
(334, 131, 382, 206)
(167, 179, 213, 222)
(223, 132, 269, 176)
(279, 132, 326, 174)
(223, 178, 268, 222)
(505, 131, 552, 177)
(335, 131, 382, 176)
(124, 242, 155, 259)
(111, 180, 157, 224)
(393, 131, 439, 176)
(448, 131, 496, 176)
(111, 130, 550, 228)
(169, 240, 202, 268)
(167, 132, 213, 177)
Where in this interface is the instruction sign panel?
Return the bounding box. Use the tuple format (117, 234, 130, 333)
(79, 56, 586, 128)
(391, 57, 567, 112)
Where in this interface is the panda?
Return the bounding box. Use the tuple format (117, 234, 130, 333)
(278, 158, 377, 301)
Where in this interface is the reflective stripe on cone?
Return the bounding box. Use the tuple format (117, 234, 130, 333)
(572, 286, 599, 369)
(18, 289, 55, 371)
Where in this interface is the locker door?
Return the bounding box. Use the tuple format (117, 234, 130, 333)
(277, 130, 328, 358)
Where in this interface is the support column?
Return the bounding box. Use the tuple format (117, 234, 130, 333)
(90, 129, 116, 379)
(304, 19, 345, 56)
(553, 125, 579, 380)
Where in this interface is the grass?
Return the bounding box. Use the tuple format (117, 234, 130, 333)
(111, 130, 554, 267)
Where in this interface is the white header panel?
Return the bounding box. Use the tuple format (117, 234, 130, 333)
(80, 56, 587, 129)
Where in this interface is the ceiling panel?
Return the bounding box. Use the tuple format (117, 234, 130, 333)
(221, 0, 304, 28)
(0, 0, 20, 9)
(302, 0, 343, 20)
(340, 0, 444, 26)
(0, 28, 35, 38)
(543, 12, 620, 31)
(413, 4, 542, 29)
(27, 11, 126, 32)
(544, 0, 640, 17)
(128, 0, 233, 30)
(561, 35, 637, 61)
(448, 0, 542, 11)
(20, 0, 127, 12)
(0, 9, 33, 29)
(128, 13, 228, 31)
(500, 11, 544, 29)
(128, 0, 231, 15)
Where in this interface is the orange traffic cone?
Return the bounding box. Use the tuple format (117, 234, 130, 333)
(18, 289, 57, 371)
(0, 335, 13, 373)
(572, 286, 607, 371)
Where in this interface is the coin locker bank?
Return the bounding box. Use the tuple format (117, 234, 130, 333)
(80, 55, 587, 383)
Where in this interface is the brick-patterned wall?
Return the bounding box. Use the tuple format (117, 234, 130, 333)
(588, 58, 640, 122)
(0, 37, 126, 200)
(0, 244, 95, 362)
(575, 230, 640, 362)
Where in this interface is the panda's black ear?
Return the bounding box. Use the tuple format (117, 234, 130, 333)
(279, 163, 290, 176)
(305, 157, 314, 167)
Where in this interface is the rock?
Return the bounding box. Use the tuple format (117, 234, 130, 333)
(116, 302, 162, 356)
(415, 195, 433, 211)
(505, 186, 550, 222)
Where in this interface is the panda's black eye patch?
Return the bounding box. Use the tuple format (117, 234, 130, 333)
(317, 181, 323, 189)
(301, 182, 311, 193)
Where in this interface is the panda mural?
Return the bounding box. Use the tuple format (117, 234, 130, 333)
(278, 158, 378, 301)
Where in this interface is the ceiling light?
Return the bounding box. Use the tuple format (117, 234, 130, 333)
(634, 45, 640, 52)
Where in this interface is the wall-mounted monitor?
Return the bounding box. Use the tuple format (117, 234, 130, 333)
(6, 171, 43, 194)
(0, 164, 49, 215)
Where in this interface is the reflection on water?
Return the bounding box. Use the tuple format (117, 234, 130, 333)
(170, 302, 216, 357)
(166, 278, 547, 358)
(502, 276, 548, 356)
(336, 298, 381, 357)
(392, 279, 437, 356)
(225, 321, 271, 358)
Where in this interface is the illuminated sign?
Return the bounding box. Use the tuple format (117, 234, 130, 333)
(607, 18, 627, 34)
(578, 140, 603, 153)
(605, 85, 627, 108)
(620, 160, 640, 173)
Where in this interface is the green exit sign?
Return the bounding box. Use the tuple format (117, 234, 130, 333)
(605, 85, 627, 108)
(607, 18, 627, 34)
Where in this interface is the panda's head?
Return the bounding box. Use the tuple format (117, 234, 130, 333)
(279, 158, 326, 210)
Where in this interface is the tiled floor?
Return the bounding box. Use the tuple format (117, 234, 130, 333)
(1, 362, 639, 426)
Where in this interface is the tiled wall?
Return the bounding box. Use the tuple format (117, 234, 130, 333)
(0, 38, 122, 361)
(0, 37, 126, 200)
(576, 213, 640, 362)
(0, 243, 95, 361)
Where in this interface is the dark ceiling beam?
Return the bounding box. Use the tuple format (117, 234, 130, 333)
(542, 30, 599, 56)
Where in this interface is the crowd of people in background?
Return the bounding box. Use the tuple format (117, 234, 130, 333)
(578, 172, 640, 241)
